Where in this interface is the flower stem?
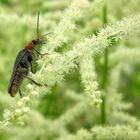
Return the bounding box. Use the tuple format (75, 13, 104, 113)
(101, 5, 108, 124)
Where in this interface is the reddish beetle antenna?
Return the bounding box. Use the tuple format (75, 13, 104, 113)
(37, 12, 40, 38)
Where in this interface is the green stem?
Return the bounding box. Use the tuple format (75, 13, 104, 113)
(101, 5, 108, 124)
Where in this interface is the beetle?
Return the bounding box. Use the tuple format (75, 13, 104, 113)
(8, 12, 47, 97)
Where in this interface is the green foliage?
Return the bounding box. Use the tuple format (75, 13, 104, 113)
(0, 0, 140, 139)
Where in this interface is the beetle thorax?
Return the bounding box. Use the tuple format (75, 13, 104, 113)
(25, 41, 35, 49)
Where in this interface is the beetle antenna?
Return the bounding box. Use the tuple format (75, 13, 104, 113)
(39, 32, 52, 39)
(37, 12, 40, 38)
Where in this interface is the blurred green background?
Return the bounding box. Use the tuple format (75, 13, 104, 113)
(0, 0, 140, 139)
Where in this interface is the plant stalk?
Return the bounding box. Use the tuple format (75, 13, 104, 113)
(101, 5, 108, 124)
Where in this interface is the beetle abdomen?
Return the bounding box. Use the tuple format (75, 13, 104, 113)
(8, 64, 28, 97)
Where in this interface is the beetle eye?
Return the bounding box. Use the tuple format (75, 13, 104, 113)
(32, 39, 38, 45)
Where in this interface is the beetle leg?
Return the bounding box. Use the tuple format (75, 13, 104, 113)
(19, 88, 23, 98)
(25, 76, 48, 87)
(31, 62, 34, 73)
(33, 48, 49, 56)
(25, 76, 42, 86)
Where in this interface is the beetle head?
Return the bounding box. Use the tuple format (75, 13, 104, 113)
(32, 38, 45, 46)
